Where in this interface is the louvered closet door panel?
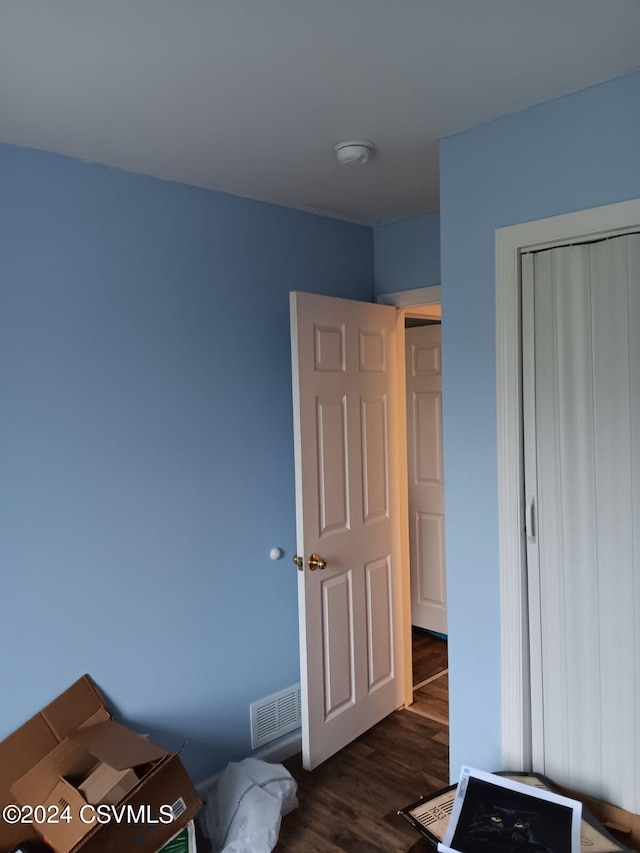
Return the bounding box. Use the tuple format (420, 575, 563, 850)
(527, 234, 640, 812)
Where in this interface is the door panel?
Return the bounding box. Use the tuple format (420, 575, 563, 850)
(365, 556, 393, 690)
(361, 396, 389, 521)
(316, 396, 349, 534)
(322, 571, 355, 717)
(290, 292, 403, 770)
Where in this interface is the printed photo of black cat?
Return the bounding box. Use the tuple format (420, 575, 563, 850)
(449, 777, 574, 853)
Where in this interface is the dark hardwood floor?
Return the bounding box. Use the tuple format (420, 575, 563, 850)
(411, 672, 449, 726)
(277, 630, 449, 852)
(278, 711, 448, 852)
(411, 629, 448, 685)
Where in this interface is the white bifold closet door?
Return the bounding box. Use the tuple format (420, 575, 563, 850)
(523, 233, 640, 813)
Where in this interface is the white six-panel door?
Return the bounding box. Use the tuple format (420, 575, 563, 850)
(405, 324, 447, 634)
(523, 234, 640, 812)
(290, 292, 404, 770)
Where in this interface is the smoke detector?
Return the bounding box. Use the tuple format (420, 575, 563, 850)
(333, 139, 375, 165)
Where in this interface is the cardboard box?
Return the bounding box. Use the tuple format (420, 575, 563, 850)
(0, 676, 201, 853)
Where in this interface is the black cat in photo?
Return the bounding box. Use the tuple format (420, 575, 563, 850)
(458, 802, 554, 853)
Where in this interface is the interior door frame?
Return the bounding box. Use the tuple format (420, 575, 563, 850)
(495, 197, 640, 770)
(378, 284, 442, 708)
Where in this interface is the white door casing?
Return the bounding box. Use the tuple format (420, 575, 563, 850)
(405, 324, 447, 634)
(290, 292, 404, 770)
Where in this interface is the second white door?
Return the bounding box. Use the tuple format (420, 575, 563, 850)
(405, 324, 447, 634)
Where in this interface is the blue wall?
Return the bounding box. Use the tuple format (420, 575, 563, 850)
(373, 211, 440, 297)
(0, 143, 374, 781)
(6, 66, 638, 789)
(440, 70, 640, 779)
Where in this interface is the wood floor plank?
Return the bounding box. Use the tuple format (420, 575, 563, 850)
(277, 822, 345, 852)
(410, 672, 448, 724)
(433, 730, 449, 747)
(412, 630, 448, 685)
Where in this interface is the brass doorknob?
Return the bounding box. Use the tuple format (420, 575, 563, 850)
(293, 555, 304, 571)
(307, 553, 328, 571)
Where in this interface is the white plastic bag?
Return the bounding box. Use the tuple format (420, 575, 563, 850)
(200, 758, 298, 853)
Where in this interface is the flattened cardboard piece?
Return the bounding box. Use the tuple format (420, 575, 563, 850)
(71, 721, 167, 770)
(78, 763, 138, 806)
(10, 739, 97, 809)
(78, 708, 111, 730)
(559, 785, 640, 853)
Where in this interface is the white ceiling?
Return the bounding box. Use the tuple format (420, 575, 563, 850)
(1, 1, 639, 226)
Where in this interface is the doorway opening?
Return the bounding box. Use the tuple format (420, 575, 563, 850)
(384, 289, 449, 727)
(409, 628, 448, 725)
(404, 310, 448, 726)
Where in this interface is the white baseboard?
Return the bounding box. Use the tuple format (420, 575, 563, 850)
(253, 729, 302, 764)
(196, 729, 302, 796)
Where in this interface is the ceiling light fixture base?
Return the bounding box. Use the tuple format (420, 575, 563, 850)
(333, 139, 375, 165)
